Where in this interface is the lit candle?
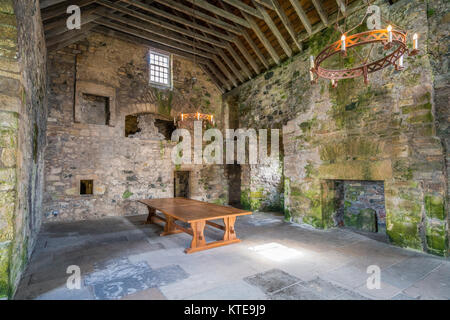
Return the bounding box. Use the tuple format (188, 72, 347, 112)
(197, 112, 200, 120)
(331, 79, 336, 88)
(398, 54, 403, 68)
(211, 115, 214, 122)
(413, 33, 418, 50)
(181, 113, 184, 121)
(341, 34, 346, 52)
(387, 25, 392, 43)
(309, 55, 314, 81)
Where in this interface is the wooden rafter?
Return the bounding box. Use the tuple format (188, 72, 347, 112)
(199, 64, 226, 93)
(336, 0, 347, 15)
(183, 0, 251, 28)
(94, 25, 211, 65)
(40, 0, 68, 10)
(270, 0, 302, 51)
(253, 0, 292, 57)
(168, 8, 236, 90)
(40, 0, 361, 92)
(97, 0, 227, 48)
(113, 0, 236, 41)
(253, 0, 275, 10)
(241, 30, 270, 69)
(95, 19, 214, 59)
(288, 0, 313, 35)
(221, 0, 263, 18)
(97, 14, 218, 54)
(242, 11, 280, 65)
(47, 23, 96, 50)
(311, 0, 329, 26)
(41, 0, 95, 21)
(137, 0, 243, 35)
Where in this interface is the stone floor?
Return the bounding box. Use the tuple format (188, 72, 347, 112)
(14, 212, 450, 300)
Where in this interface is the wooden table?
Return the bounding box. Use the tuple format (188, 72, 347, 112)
(139, 198, 252, 253)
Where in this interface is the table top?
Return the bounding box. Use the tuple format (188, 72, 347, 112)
(139, 198, 252, 223)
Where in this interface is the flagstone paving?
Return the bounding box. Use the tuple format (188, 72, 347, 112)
(14, 212, 450, 300)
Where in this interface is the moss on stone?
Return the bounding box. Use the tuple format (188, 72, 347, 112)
(425, 220, 448, 256)
(424, 194, 445, 220)
(0, 243, 10, 299)
(387, 213, 422, 250)
(406, 111, 433, 124)
(122, 190, 133, 199)
(401, 102, 432, 114)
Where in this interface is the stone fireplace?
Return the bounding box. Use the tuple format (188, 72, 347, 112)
(332, 180, 386, 235)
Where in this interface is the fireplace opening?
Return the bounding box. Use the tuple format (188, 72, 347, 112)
(332, 180, 386, 235)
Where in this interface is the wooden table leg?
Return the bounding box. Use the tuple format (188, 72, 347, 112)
(144, 206, 156, 224)
(160, 214, 183, 236)
(185, 221, 206, 253)
(223, 216, 237, 241)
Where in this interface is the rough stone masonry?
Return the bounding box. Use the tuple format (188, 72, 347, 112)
(226, 0, 449, 257)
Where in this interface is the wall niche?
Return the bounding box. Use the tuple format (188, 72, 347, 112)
(74, 81, 116, 126)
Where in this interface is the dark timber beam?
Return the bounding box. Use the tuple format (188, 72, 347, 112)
(241, 30, 269, 69)
(233, 37, 260, 74)
(40, 0, 66, 9)
(288, 0, 313, 35)
(96, 0, 227, 48)
(253, 0, 292, 57)
(183, 0, 252, 28)
(270, 0, 302, 51)
(253, 0, 274, 10)
(128, 0, 243, 35)
(95, 19, 214, 59)
(311, 0, 329, 26)
(213, 55, 238, 87)
(297, 0, 365, 43)
(93, 25, 212, 65)
(112, 0, 236, 41)
(221, 0, 262, 19)
(242, 11, 280, 65)
(98, 14, 218, 54)
(199, 64, 226, 93)
(41, 0, 96, 21)
(46, 23, 96, 49)
(204, 61, 232, 91)
(336, 0, 347, 15)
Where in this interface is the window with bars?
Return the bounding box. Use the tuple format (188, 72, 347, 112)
(149, 51, 171, 88)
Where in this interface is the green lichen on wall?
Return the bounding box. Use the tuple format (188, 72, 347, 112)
(387, 209, 422, 250)
(329, 80, 386, 130)
(424, 194, 445, 220)
(122, 190, 133, 199)
(154, 90, 173, 117)
(240, 188, 264, 211)
(288, 181, 325, 229)
(425, 220, 448, 256)
(0, 243, 10, 299)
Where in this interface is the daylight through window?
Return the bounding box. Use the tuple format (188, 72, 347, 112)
(150, 51, 171, 87)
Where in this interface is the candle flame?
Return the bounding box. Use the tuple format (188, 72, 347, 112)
(413, 33, 418, 40)
(387, 25, 392, 32)
(341, 34, 346, 41)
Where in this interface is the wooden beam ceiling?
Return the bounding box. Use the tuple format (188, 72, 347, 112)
(40, 0, 362, 93)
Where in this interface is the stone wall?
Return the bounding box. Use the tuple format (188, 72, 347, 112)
(227, 0, 448, 256)
(44, 33, 227, 221)
(0, 0, 47, 298)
